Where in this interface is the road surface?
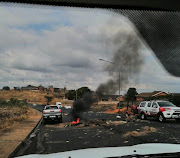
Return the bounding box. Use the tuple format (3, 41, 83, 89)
(15, 105, 180, 157)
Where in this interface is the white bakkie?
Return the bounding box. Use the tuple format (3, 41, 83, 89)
(138, 100, 180, 122)
(43, 105, 62, 123)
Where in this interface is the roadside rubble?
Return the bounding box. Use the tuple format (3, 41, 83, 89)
(123, 126, 157, 137)
(45, 112, 143, 129)
(45, 119, 127, 129)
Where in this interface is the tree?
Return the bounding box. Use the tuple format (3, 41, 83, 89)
(65, 90, 76, 100)
(66, 87, 92, 100)
(2, 86, 10, 91)
(44, 96, 53, 105)
(77, 87, 91, 99)
(125, 88, 138, 109)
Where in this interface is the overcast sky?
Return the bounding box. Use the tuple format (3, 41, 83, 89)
(0, 3, 180, 94)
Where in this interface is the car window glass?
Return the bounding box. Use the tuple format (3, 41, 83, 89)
(46, 106, 58, 109)
(140, 102, 145, 107)
(152, 102, 158, 108)
(158, 101, 176, 107)
(147, 102, 151, 107)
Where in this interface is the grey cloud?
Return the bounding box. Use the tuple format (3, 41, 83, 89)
(13, 65, 52, 73)
(0, 6, 179, 93)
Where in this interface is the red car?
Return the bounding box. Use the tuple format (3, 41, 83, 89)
(131, 105, 139, 114)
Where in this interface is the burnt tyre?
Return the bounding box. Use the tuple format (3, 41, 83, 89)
(158, 113, 166, 122)
(140, 113, 146, 120)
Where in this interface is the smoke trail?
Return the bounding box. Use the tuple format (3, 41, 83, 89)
(96, 17, 143, 96)
(71, 92, 96, 120)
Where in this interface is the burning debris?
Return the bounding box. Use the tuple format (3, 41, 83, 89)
(72, 118, 80, 125)
(96, 18, 143, 96)
(71, 92, 96, 124)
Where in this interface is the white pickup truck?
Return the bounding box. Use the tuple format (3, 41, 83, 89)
(42, 105, 62, 123)
(138, 100, 180, 122)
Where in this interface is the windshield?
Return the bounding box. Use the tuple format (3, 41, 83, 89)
(158, 102, 176, 107)
(45, 106, 58, 109)
(1, 3, 180, 158)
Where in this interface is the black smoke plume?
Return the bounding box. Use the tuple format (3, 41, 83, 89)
(71, 92, 96, 121)
(96, 22, 143, 96)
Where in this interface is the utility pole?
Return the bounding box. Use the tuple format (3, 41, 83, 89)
(99, 58, 121, 117)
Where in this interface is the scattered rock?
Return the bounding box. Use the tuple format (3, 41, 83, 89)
(30, 133, 36, 138)
(124, 141, 129, 143)
(136, 129, 140, 131)
(116, 115, 121, 119)
(44, 133, 49, 138)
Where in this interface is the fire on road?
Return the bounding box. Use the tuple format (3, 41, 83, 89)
(14, 105, 180, 157)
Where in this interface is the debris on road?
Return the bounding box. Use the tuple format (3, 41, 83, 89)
(123, 126, 157, 137)
(45, 119, 127, 129)
(116, 115, 121, 119)
(30, 133, 36, 138)
(106, 120, 126, 125)
(124, 140, 129, 143)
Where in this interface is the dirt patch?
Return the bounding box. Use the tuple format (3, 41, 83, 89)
(123, 126, 157, 137)
(0, 91, 73, 106)
(0, 108, 41, 158)
(105, 107, 128, 114)
(0, 91, 49, 104)
(91, 103, 116, 112)
(0, 106, 28, 134)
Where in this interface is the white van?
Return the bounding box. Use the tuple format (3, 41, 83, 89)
(56, 102, 63, 108)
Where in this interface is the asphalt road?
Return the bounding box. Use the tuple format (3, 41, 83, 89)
(15, 105, 180, 157)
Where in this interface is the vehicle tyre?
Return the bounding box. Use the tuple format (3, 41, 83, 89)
(43, 119, 47, 124)
(140, 113, 146, 120)
(58, 117, 62, 123)
(175, 118, 180, 122)
(158, 113, 166, 122)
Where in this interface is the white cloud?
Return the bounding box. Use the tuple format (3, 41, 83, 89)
(0, 4, 180, 94)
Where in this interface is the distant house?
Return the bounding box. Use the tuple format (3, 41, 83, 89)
(99, 95, 125, 102)
(21, 85, 38, 91)
(136, 91, 168, 101)
(54, 87, 66, 93)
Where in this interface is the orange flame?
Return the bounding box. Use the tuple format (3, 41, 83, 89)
(72, 118, 80, 125)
